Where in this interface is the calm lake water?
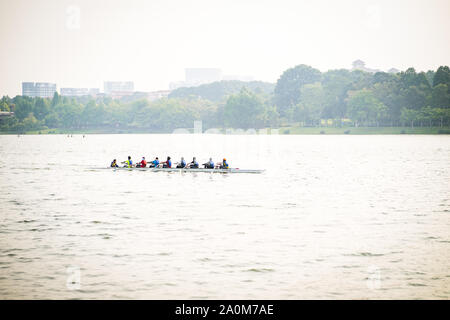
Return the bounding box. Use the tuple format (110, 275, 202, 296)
(0, 134, 449, 299)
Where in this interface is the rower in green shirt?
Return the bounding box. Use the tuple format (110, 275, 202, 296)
(121, 156, 133, 168)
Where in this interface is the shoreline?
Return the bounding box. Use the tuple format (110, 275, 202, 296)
(1, 126, 449, 135)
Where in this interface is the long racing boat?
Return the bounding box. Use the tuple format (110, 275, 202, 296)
(102, 167, 264, 174)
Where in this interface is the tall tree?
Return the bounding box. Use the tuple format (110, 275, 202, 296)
(224, 87, 264, 129)
(321, 69, 354, 119)
(51, 92, 62, 108)
(12, 96, 33, 121)
(33, 98, 50, 120)
(274, 64, 321, 117)
(433, 66, 450, 88)
(297, 82, 326, 123)
(431, 84, 450, 108)
(347, 89, 387, 126)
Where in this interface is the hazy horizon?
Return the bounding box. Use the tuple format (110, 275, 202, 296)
(1, 0, 449, 97)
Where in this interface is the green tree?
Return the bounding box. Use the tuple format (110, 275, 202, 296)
(372, 80, 402, 124)
(224, 87, 264, 128)
(169, 80, 274, 103)
(399, 84, 431, 110)
(81, 100, 106, 127)
(12, 96, 33, 121)
(400, 108, 419, 128)
(56, 103, 83, 128)
(296, 82, 326, 125)
(0, 101, 10, 112)
(320, 69, 355, 120)
(425, 70, 435, 87)
(51, 92, 62, 109)
(44, 113, 60, 128)
(33, 98, 50, 120)
(431, 84, 450, 108)
(22, 114, 42, 131)
(399, 68, 430, 89)
(261, 105, 279, 127)
(274, 64, 321, 117)
(347, 89, 387, 126)
(433, 66, 450, 87)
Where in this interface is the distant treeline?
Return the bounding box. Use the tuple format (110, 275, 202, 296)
(0, 65, 449, 133)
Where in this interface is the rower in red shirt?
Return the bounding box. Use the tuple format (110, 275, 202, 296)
(137, 157, 147, 168)
(161, 156, 172, 168)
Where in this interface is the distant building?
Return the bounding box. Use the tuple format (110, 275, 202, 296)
(104, 81, 134, 95)
(0, 111, 14, 118)
(22, 82, 56, 98)
(351, 60, 380, 73)
(169, 81, 186, 90)
(185, 68, 222, 86)
(352, 59, 366, 70)
(60, 88, 100, 97)
(387, 68, 400, 74)
(147, 90, 171, 101)
(170, 68, 222, 90)
(113, 90, 171, 102)
(109, 91, 135, 100)
(222, 75, 254, 81)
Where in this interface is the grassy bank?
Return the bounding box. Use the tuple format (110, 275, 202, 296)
(280, 126, 450, 135)
(12, 128, 167, 135)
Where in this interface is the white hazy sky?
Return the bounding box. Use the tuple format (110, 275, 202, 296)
(0, 0, 449, 96)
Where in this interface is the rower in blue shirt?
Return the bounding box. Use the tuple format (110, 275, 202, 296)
(110, 159, 119, 167)
(176, 157, 186, 168)
(219, 158, 229, 169)
(203, 157, 214, 169)
(188, 157, 199, 168)
(149, 157, 159, 168)
(161, 156, 172, 168)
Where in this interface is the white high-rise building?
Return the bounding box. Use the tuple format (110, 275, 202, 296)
(104, 81, 134, 95)
(60, 88, 100, 97)
(22, 82, 57, 98)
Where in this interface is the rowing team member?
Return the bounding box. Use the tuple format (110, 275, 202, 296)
(219, 158, 229, 169)
(186, 157, 199, 168)
(176, 157, 186, 168)
(110, 159, 119, 167)
(203, 158, 214, 169)
(149, 157, 159, 168)
(121, 156, 133, 168)
(136, 157, 147, 168)
(161, 156, 172, 168)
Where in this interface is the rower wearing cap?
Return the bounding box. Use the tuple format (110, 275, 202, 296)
(161, 156, 172, 168)
(219, 158, 229, 169)
(203, 157, 214, 169)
